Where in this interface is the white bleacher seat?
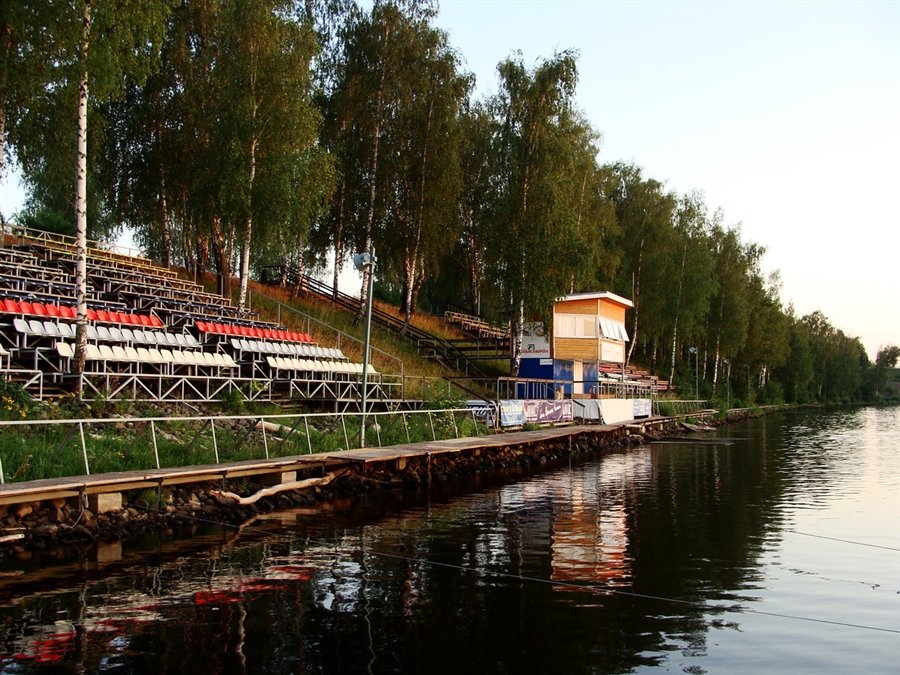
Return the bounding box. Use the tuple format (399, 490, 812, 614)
(87, 325, 99, 340)
(136, 347, 152, 363)
(57, 342, 75, 359)
(120, 328, 135, 343)
(147, 348, 164, 364)
(42, 321, 62, 338)
(85, 344, 102, 360)
(58, 322, 75, 338)
(96, 326, 113, 341)
(124, 346, 140, 361)
(27, 319, 46, 336)
(108, 327, 125, 342)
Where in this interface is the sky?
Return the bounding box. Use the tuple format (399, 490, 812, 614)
(430, 0, 900, 359)
(1, 1, 897, 359)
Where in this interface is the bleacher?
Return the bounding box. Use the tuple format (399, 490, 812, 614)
(443, 311, 508, 339)
(0, 226, 390, 404)
(598, 363, 671, 394)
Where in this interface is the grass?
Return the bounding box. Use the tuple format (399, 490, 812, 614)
(0, 407, 493, 484)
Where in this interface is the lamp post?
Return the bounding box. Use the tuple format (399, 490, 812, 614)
(688, 347, 698, 401)
(353, 247, 375, 448)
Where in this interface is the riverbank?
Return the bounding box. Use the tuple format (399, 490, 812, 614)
(0, 407, 790, 559)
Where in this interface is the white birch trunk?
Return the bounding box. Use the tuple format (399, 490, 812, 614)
(73, 0, 92, 378)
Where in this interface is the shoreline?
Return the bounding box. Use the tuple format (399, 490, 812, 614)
(0, 408, 782, 560)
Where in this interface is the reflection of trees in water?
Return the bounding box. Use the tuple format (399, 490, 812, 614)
(0, 414, 816, 673)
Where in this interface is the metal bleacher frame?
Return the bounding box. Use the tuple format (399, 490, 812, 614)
(0, 225, 397, 406)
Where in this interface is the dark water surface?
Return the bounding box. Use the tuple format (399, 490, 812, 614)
(0, 407, 897, 673)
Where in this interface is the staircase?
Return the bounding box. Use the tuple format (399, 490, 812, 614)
(261, 266, 490, 377)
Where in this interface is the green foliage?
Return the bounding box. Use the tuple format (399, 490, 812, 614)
(19, 208, 76, 236)
(218, 387, 245, 415)
(0, 381, 35, 421)
(0, 408, 490, 483)
(758, 380, 784, 405)
(5, 0, 878, 408)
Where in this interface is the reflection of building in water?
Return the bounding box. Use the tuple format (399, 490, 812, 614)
(3, 451, 654, 666)
(547, 450, 652, 588)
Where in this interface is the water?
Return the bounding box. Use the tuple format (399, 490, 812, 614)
(0, 407, 897, 673)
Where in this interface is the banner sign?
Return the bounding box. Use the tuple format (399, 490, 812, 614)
(524, 399, 574, 424)
(521, 322, 551, 359)
(598, 398, 634, 425)
(498, 400, 526, 427)
(467, 400, 497, 427)
(633, 398, 652, 418)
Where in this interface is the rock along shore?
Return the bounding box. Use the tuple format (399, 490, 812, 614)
(0, 411, 775, 561)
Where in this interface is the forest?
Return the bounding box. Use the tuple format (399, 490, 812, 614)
(0, 0, 895, 405)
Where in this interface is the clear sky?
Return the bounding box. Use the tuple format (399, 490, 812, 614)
(1, 0, 897, 358)
(433, 0, 900, 359)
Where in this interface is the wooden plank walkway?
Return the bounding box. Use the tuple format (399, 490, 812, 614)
(0, 421, 659, 506)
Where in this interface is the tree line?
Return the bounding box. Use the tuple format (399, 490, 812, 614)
(1, 0, 894, 402)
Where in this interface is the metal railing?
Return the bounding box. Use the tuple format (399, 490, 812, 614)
(652, 399, 710, 416)
(2, 222, 146, 261)
(473, 376, 658, 401)
(0, 407, 489, 484)
(249, 286, 405, 397)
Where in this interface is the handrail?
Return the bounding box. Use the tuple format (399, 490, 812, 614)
(0, 407, 488, 484)
(248, 285, 405, 395)
(260, 266, 488, 377)
(2, 222, 147, 261)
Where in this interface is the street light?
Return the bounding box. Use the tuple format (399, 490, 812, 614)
(688, 347, 698, 401)
(353, 247, 375, 448)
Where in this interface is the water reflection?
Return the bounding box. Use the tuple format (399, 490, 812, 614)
(0, 408, 897, 673)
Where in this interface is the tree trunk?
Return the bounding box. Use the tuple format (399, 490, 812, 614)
(332, 171, 346, 301)
(410, 254, 425, 317)
(402, 94, 433, 329)
(238, 137, 257, 313)
(159, 174, 171, 267)
(73, 0, 92, 380)
(157, 122, 171, 267)
(669, 239, 688, 384)
(212, 215, 230, 299)
(0, 105, 6, 218)
(627, 224, 646, 367)
(292, 230, 305, 297)
(466, 230, 480, 315)
(195, 231, 209, 281)
(356, 28, 389, 325)
(511, 295, 525, 377)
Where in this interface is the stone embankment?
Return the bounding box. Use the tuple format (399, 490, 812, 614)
(0, 417, 694, 559)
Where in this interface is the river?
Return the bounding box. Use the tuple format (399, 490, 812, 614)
(0, 407, 897, 673)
